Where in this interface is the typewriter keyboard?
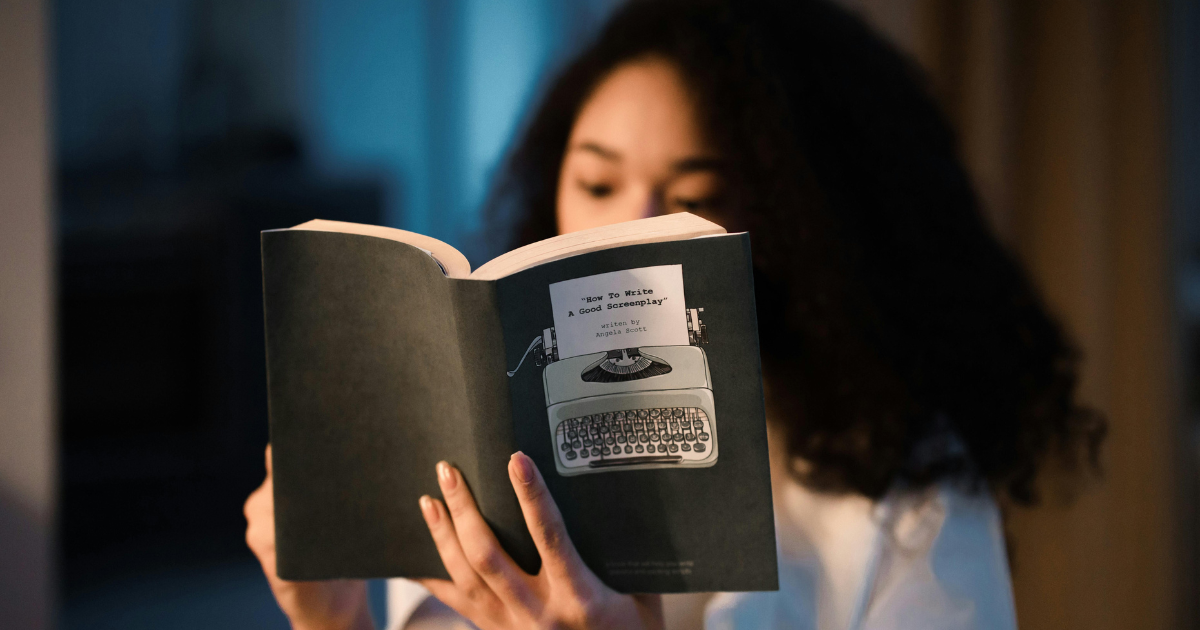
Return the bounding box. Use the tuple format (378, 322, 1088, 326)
(554, 407, 714, 469)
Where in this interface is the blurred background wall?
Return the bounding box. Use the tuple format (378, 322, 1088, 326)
(0, 0, 1194, 628)
(0, 0, 54, 628)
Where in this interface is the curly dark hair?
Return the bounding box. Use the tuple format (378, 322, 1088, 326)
(483, 0, 1104, 505)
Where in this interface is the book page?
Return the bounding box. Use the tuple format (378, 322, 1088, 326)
(285, 219, 473, 279)
(280, 213, 724, 282)
(471, 213, 725, 280)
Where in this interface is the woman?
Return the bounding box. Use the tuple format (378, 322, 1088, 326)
(244, 0, 1104, 628)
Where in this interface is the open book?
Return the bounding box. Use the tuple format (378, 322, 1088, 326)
(261, 213, 777, 593)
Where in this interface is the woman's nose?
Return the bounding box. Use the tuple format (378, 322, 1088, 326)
(640, 191, 663, 218)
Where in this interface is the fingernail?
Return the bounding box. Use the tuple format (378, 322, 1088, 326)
(437, 461, 457, 489)
(511, 452, 535, 483)
(419, 495, 438, 523)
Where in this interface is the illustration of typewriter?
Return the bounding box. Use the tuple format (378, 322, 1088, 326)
(509, 308, 718, 476)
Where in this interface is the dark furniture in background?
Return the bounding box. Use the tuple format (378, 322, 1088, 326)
(58, 133, 383, 595)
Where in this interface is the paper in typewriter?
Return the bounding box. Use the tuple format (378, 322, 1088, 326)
(548, 265, 689, 359)
(496, 233, 778, 593)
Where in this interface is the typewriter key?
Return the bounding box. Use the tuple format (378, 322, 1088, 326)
(616, 435, 626, 444)
(579, 449, 589, 459)
(659, 444, 669, 453)
(572, 439, 581, 449)
(699, 432, 710, 441)
(694, 443, 706, 453)
(566, 450, 577, 460)
(561, 442, 569, 451)
(568, 430, 577, 439)
(602, 446, 611, 456)
(681, 443, 691, 452)
(591, 447, 601, 457)
(650, 409, 660, 418)
(650, 433, 659, 442)
(673, 432, 684, 442)
(616, 411, 626, 420)
(669, 444, 679, 453)
(605, 437, 614, 446)
(640, 434, 650, 444)
(684, 433, 695, 441)
(638, 409, 648, 418)
(625, 445, 634, 454)
(636, 445, 644, 453)
(673, 408, 684, 418)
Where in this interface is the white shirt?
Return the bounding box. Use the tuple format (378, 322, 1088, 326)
(386, 479, 1016, 630)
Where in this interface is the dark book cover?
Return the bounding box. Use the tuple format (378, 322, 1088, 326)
(261, 228, 777, 592)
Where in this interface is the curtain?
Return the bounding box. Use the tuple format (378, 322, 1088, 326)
(844, 1, 1184, 628)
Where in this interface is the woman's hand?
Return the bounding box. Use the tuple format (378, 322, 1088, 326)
(416, 453, 663, 630)
(244, 446, 373, 630)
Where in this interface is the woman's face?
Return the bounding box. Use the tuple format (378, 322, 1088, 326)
(555, 56, 723, 235)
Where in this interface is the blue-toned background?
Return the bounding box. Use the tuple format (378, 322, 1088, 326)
(57, 0, 620, 246)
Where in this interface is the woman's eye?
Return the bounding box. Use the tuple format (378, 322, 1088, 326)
(578, 180, 614, 199)
(670, 196, 719, 211)
(665, 172, 724, 212)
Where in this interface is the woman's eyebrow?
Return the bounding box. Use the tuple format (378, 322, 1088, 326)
(672, 156, 723, 174)
(574, 142, 622, 161)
